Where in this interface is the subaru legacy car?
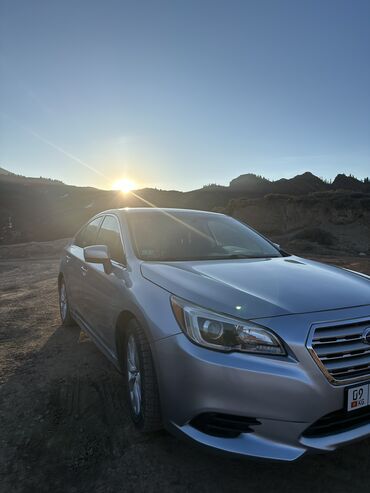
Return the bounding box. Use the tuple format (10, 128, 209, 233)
(59, 208, 370, 461)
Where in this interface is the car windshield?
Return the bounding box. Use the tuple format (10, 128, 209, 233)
(126, 210, 282, 261)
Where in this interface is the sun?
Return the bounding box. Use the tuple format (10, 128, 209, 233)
(112, 178, 136, 193)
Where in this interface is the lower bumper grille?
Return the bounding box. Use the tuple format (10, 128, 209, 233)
(308, 319, 370, 383)
(303, 406, 370, 438)
(190, 413, 261, 438)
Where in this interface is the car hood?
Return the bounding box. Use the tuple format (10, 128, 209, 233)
(141, 256, 370, 320)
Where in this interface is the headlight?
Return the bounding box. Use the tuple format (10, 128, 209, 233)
(171, 296, 286, 355)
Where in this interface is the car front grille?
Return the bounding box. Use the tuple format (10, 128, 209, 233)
(308, 319, 370, 383)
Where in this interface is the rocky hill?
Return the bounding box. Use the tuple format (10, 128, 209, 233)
(226, 191, 370, 255)
(229, 171, 370, 195)
(1, 169, 369, 254)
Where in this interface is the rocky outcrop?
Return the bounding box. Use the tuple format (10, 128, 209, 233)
(226, 192, 370, 254)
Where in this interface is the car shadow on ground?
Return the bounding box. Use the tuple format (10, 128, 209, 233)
(2, 318, 370, 493)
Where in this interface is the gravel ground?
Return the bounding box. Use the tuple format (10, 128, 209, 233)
(1, 254, 370, 493)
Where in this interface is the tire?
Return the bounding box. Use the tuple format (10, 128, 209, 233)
(120, 319, 162, 432)
(58, 277, 76, 327)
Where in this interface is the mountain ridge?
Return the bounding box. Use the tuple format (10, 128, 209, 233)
(0, 168, 369, 251)
(228, 171, 370, 194)
(0, 166, 14, 176)
(1, 167, 370, 194)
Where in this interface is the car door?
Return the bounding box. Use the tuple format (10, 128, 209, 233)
(66, 216, 103, 319)
(83, 214, 127, 350)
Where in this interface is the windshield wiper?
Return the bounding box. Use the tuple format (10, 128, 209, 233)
(145, 254, 281, 261)
(161, 255, 256, 261)
(218, 254, 281, 259)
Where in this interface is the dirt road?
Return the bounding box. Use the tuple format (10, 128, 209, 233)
(1, 255, 370, 493)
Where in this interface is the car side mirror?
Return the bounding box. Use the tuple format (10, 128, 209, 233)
(84, 245, 112, 274)
(273, 242, 281, 250)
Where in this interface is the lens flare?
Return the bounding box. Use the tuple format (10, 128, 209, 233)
(112, 178, 136, 193)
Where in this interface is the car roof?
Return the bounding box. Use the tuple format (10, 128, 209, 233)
(102, 207, 224, 217)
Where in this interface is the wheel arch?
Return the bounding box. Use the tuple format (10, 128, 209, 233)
(115, 310, 137, 337)
(114, 307, 158, 369)
(57, 272, 64, 288)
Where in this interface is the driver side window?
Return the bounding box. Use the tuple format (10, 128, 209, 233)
(96, 215, 125, 264)
(74, 217, 103, 248)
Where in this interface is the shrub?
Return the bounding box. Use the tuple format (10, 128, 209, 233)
(294, 228, 336, 246)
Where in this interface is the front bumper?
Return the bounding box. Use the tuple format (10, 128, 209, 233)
(153, 306, 370, 461)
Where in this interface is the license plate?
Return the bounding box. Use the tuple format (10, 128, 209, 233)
(347, 384, 370, 411)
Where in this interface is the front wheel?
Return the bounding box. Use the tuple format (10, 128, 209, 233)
(59, 278, 76, 326)
(122, 319, 162, 432)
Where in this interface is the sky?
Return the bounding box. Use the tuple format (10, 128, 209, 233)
(0, 0, 369, 191)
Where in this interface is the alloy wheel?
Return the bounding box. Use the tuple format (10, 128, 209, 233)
(127, 334, 142, 416)
(59, 282, 68, 321)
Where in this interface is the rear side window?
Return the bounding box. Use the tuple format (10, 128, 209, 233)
(74, 217, 103, 247)
(96, 215, 125, 263)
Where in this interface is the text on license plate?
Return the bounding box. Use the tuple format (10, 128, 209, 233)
(347, 384, 370, 412)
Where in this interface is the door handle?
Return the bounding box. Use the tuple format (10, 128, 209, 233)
(80, 265, 88, 276)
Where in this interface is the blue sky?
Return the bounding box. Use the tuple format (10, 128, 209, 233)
(0, 0, 369, 190)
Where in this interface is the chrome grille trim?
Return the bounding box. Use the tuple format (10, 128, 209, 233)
(307, 317, 370, 385)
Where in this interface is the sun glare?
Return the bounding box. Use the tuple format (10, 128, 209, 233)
(112, 178, 136, 193)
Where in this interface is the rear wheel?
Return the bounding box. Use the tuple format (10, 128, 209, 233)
(59, 278, 76, 326)
(121, 319, 162, 432)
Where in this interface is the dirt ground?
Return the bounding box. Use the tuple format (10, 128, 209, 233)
(1, 251, 370, 493)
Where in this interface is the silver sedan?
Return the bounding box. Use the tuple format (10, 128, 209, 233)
(59, 208, 370, 461)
